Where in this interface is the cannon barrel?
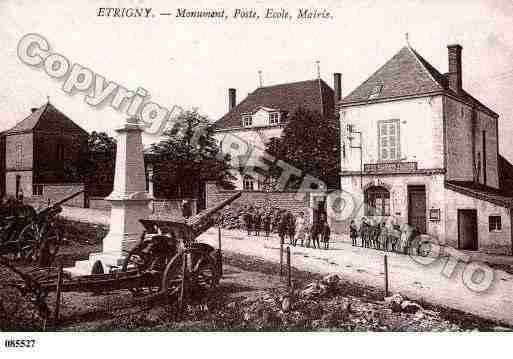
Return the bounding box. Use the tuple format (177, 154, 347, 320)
(36, 190, 85, 217)
(139, 191, 242, 241)
(186, 192, 241, 237)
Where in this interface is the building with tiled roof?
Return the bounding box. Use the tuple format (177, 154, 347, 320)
(339, 43, 513, 256)
(214, 76, 340, 191)
(0, 102, 88, 203)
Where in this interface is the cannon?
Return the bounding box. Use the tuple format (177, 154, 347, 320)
(0, 190, 84, 266)
(0, 192, 241, 324)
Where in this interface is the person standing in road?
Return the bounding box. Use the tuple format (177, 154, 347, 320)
(287, 211, 296, 245)
(253, 210, 262, 237)
(350, 219, 358, 246)
(278, 211, 288, 246)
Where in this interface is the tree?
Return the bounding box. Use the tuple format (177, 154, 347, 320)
(149, 109, 235, 199)
(84, 131, 116, 196)
(265, 107, 340, 189)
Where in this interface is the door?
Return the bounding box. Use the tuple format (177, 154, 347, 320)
(312, 196, 326, 226)
(15, 175, 21, 199)
(408, 185, 427, 233)
(458, 209, 478, 250)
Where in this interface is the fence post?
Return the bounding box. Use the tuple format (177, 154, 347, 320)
(384, 254, 389, 297)
(53, 262, 64, 325)
(218, 226, 223, 278)
(178, 253, 187, 320)
(286, 246, 291, 288)
(280, 238, 284, 277)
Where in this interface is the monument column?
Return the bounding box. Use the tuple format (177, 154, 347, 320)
(102, 117, 153, 256)
(66, 117, 152, 275)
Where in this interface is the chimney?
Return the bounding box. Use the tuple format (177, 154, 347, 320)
(334, 73, 342, 102)
(228, 88, 236, 111)
(447, 44, 462, 93)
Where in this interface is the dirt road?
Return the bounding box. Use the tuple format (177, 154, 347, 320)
(198, 229, 513, 326)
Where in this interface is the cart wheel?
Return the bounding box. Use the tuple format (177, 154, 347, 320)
(121, 245, 161, 296)
(161, 253, 183, 297)
(17, 223, 39, 262)
(17, 222, 61, 266)
(190, 252, 219, 291)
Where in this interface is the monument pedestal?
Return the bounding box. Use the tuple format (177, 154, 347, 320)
(65, 117, 152, 276)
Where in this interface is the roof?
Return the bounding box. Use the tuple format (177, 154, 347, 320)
(214, 79, 335, 130)
(445, 181, 513, 208)
(3, 102, 88, 136)
(341, 46, 498, 117)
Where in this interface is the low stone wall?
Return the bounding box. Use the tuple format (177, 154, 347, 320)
(88, 197, 198, 217)
(25, 183, 86, 209)
(88, 197, 111, 210)
(56, 217, 109, 244)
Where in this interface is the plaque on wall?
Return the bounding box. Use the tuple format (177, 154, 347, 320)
(364, 161, 418, 173)
(429, 208, 441, 221)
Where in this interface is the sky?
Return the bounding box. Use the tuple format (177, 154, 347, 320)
(1, 0, 513, 160)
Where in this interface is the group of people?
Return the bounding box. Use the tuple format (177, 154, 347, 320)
(349, 217, 420, 254)
(241, 208, 274, 237)
(241, 207, 331, 250)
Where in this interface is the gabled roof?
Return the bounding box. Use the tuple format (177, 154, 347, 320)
(341, 46, 498, 117)
(4, 102, 88, 136)
(214, 79, 335, 130)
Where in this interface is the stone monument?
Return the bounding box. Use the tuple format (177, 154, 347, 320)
(66, 117, 152, 275)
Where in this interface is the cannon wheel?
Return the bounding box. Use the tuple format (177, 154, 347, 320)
(121, 244, 162, 296)
(161, 247, 219, 298)
(17, 221, 61, 265)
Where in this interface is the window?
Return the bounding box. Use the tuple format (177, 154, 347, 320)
(242, 115, 252, 127)
(368, 84, 383, 99)
(378, 120, 400, 161)
(365, 186, 390, 216)
(489, 216, 502, 232)
(16, 143, 22, 169)
(269, 112, 280, 125)
(243, 175, 255, 191)
(33, 184, 43, 196)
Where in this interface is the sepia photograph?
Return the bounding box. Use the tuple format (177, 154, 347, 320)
(0, 0, 512, 356)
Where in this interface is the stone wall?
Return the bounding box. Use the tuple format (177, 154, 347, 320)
(42, 183, 85, 207)
(88, 197, 111, 210)
(88, 197, 197, 217)
(56, 217, 109, 244)
(206, 181, 310, 215)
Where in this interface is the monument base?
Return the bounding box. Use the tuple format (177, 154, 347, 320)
(64, 251, 126, 276)
(64, 232, 143, 276)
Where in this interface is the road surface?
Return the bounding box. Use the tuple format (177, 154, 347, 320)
(198, 228, 513, 326)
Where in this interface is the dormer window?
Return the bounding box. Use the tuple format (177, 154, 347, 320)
(269, 112, 280, 125)
(368, 84, 383, 100)
(242, 115, 252, 127)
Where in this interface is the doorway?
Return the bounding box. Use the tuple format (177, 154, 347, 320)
(408, 185, 427, 233)
(312, 195, 327, 226)
(458, 209, 478, 250)
(15, 175, 21, 199)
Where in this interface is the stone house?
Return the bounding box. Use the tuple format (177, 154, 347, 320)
(213, 76, 340, 191)
(0, 102, 89, 206)
(339, 43, 513, 255)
